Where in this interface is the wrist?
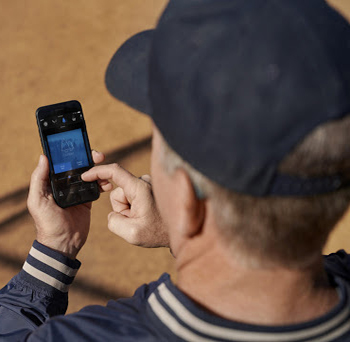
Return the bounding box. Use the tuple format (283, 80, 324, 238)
(19, 240, 81, 297)
(36, 235, 82, 260)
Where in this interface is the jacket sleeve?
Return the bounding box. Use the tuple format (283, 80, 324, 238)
(0, 240, 81, 341)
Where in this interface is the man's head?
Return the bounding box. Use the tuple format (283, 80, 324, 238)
(105, 0, 350, 268)
(151, 117, 350, 269)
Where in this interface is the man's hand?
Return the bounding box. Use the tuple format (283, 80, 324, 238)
(27, 151, 106, 259)
(82, 163, 169, 248)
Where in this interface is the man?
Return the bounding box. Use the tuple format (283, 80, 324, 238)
(2, 0, 350, 341)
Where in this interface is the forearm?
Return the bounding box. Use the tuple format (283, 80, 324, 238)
(0, 240, 80, 340)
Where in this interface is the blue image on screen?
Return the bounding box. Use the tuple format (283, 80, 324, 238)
(47, 129, 89, 174)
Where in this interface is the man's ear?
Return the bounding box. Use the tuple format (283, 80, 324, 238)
(172, 168, 206, 238)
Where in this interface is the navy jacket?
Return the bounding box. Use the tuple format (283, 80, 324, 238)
(1, 240, 350, 341)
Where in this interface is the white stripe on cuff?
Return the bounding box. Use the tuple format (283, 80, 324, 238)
(23, 261, 69, 292)
(29, 246, 78, 277)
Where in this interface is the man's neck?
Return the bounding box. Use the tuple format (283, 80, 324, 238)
(175, 237, 339, 326)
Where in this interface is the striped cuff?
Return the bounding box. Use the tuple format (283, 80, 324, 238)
(19, 240, 81, 294)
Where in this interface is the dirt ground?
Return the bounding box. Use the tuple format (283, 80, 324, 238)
(0, 0, 349, 314)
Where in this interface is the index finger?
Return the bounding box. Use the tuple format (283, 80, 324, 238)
(82, 163, 136, 188)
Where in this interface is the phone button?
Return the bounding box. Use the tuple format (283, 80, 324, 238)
(68, 184, 80, 193)
(66, 186, 79, 202)
(79, 183, 87, 192)
(89, 183, 98, 192)
(56, 188, 69, 202)
(83, 182, 98, 196)
(70, 175, 82, 184)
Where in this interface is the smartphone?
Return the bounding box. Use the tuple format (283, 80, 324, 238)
(36, 100, 99, 208)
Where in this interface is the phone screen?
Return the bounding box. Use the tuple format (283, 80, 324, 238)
(36, 100, 99, 208)
(47, 128, 89, 174)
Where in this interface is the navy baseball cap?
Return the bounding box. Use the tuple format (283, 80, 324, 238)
(105, 0, 350, 197)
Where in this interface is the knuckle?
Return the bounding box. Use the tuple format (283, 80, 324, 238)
(109, 192, 114, 203)
(127, 227, 141, 245)
(107, 217, 117, 232)
(110, 188, 116, 197)
(138, 180, 152, 193)
(111, 163, 121, 172)
(110, 187, 121, 201)
(115, 187, 125, 196)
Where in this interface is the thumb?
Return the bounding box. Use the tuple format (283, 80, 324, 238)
(108, 211, 140, 245)
(29, 155, 50, 201)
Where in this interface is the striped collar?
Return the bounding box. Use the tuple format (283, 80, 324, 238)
(147, 275, 350, 342)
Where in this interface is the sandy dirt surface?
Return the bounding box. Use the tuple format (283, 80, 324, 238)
(0, 0, 349, 314)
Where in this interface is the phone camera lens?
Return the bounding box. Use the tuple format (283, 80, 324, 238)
(43, 121, 48, 127)
(62, 117, 66, 123)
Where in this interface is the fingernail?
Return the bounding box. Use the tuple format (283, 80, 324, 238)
(81, 171, 90, 180)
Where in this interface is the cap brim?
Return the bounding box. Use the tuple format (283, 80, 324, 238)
(105, 30, 154, 115)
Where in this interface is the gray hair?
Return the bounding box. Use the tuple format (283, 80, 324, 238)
(158, 116, 350, 269)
